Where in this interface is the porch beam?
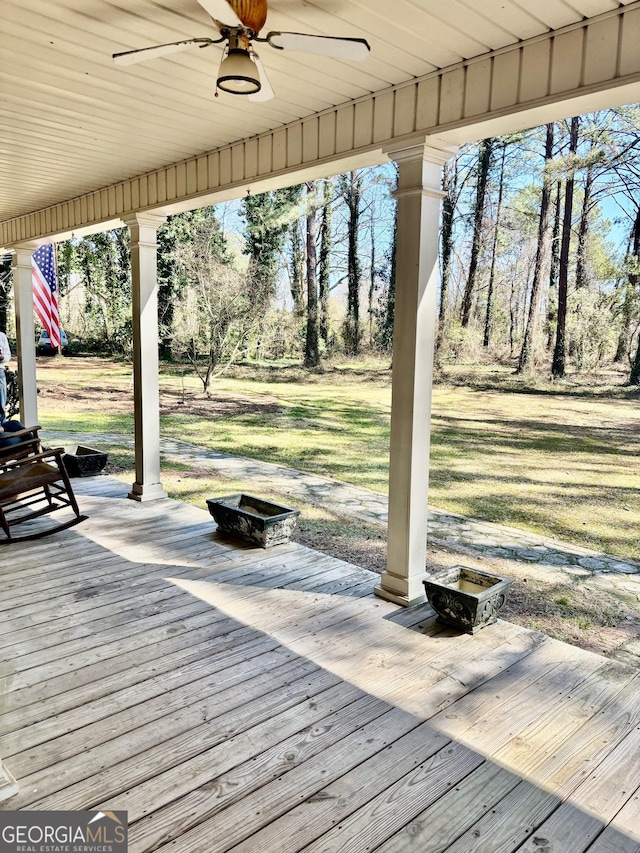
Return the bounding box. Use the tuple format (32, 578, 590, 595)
(375, 141, 455, 607)
(11, 246, 39, 427)
(3, 3, 640, 248)
(124, 213, 167, 503)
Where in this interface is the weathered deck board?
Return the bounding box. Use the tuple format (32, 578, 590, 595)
(514, 800, 603, 853)
(17, 662, 342, 810)
(324, 762, 523, 853)
(607, 784, 640, 843)
(438, 778, 561, 853)
(126, 690, 397, 852)
(226, 737, 483, 853)
(587, 827, 640, 853)
(1, 475, 639, 853)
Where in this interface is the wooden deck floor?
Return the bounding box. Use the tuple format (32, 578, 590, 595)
(1, 476, 639, 853)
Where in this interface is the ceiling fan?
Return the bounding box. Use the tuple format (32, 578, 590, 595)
(112, 0, 371, 102)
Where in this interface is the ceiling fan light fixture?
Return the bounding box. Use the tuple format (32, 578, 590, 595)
(217, 47, 261, 94)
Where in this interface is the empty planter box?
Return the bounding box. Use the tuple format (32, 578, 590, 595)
(62, 445, 108, 477)
(423, 565, 512, 634)
(206, 493, 300, 548)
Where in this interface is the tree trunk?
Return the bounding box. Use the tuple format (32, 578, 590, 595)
(628, 205, 640, 383)
(614, 218, 638, 363)
(572, 161, 597, 365)
(0, 255, 11, 335)
(460, 138, 493, 328)
(552, 117, 579, 379)
(483, 143, 508, 348)
(437, 158, 457, 352)
(304, 181, 319, 368)
(518, 123, 555, 372)
(509, 278, 518, 357)
(375, 176, 398, 354)
(546, 180, 562, 350)
(343, 171, 363, 355)
(368, 204, 376, 348)
(289, 221, 305, 316)
(631, 337, 640, 384)
(318, 178, 332, 347)
(575, 163, 595, 290)
(614, 283, 634, 363)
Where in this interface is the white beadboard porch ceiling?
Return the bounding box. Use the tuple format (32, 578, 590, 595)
(0, 0, 632, 221)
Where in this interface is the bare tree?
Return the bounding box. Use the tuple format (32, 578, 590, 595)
(460, 138, 494, 328)
(518, 123, 555, 372)
(172, 217, 266, 393)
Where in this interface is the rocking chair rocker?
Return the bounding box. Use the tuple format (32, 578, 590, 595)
(0, 425, 88, 543)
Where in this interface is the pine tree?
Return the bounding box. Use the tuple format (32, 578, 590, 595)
(243, 186, 301, 298)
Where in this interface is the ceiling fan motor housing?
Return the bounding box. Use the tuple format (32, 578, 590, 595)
(228, 0, 268, 33)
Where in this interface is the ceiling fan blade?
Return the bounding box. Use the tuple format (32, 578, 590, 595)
(248, 53, 274, 101)
(194, 0, 242, 26)
(113, 38, 213, 66)
(267, 32, 370, 60)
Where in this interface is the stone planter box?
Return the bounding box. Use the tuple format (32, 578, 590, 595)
(62, 445, 108, 477)
(423, 565, 512, 634)
(206, 493, 300, 548)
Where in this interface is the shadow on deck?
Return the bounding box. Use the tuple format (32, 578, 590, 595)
(1, 476, 639, 852)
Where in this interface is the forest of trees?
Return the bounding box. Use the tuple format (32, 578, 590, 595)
(441, 107, 640, 384)
(2, 105, 640, 387)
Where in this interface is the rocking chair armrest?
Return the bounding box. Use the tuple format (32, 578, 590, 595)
(2, 446, 65, 471)
(1, 424, 42, 438)
(0, 426, 44, 468)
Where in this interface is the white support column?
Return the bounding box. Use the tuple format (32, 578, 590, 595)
(12, 246, 39, 426)
(375, 141, 455, 607)
(124, 213, 167, 502)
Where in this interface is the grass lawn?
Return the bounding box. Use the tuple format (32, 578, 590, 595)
(33, 355, 640, 560)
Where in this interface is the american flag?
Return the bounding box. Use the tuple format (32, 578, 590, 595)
(32, 244, 60, 349)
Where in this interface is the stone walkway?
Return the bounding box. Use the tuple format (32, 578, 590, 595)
(49, 430, 640, 658)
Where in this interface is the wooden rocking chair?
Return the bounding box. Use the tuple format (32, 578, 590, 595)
(0, 425, 88, 543)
